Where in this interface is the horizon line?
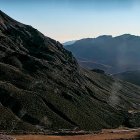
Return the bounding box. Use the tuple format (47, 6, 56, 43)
(59, 33, 140, 43)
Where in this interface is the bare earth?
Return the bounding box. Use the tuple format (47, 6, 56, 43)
(13, 129, 140, 140)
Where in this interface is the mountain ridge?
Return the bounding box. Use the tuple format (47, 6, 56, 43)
(65, 34, 140, 73)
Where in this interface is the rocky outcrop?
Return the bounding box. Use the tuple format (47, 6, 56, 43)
(0, 134, 15, 140)
(128, 111, 140, 128)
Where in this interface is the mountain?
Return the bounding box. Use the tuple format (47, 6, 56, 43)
(114, 70, 140, 86)
(0, 10, 140, 132)
(63, 40, 76, 46)
(65, 35, 140, 74)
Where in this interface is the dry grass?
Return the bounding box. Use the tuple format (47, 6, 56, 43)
(13, 129, 140, 140)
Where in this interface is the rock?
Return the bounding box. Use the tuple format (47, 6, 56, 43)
(128, 111, 140, 128)
(0, 134, 16, 140)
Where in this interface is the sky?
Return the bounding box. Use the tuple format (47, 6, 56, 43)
(1, 0, 140, 42)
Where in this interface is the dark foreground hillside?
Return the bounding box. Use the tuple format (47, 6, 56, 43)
(0, 10, 140, 132)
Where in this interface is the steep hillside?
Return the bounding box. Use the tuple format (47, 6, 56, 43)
(65, 35, 140, 73)
(0, 10, 140, 132)
(114, 70, 140, 86)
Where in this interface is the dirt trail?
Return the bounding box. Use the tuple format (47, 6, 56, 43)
(14, 129, 140, 140)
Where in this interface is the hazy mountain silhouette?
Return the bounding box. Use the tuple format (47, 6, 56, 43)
(63, 40, 76, 46)
(65, 35, 140, 74)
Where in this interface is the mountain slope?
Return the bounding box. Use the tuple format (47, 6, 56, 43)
(0, 10, 140, 132)
(65, 35, 140, 73)
(114, 70, 140, 86)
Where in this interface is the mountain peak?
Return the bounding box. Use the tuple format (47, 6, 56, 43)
(0, 10, 23, 31)
(121, 34, 132, 37)
(0, 10, 12, 22)
(95, 35, 112, 41)
(0, 10, 5, 16)
(97, 35, 112, 39)
(115, 34, 134, 39)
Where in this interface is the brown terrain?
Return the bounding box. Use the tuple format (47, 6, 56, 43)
(11, 129, 140, 140)
(0, 134, 15, 140)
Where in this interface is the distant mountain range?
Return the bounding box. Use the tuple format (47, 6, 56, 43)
(65, 35, 140, 74)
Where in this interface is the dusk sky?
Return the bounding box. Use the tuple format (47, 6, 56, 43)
(1, 0, 140, 42)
